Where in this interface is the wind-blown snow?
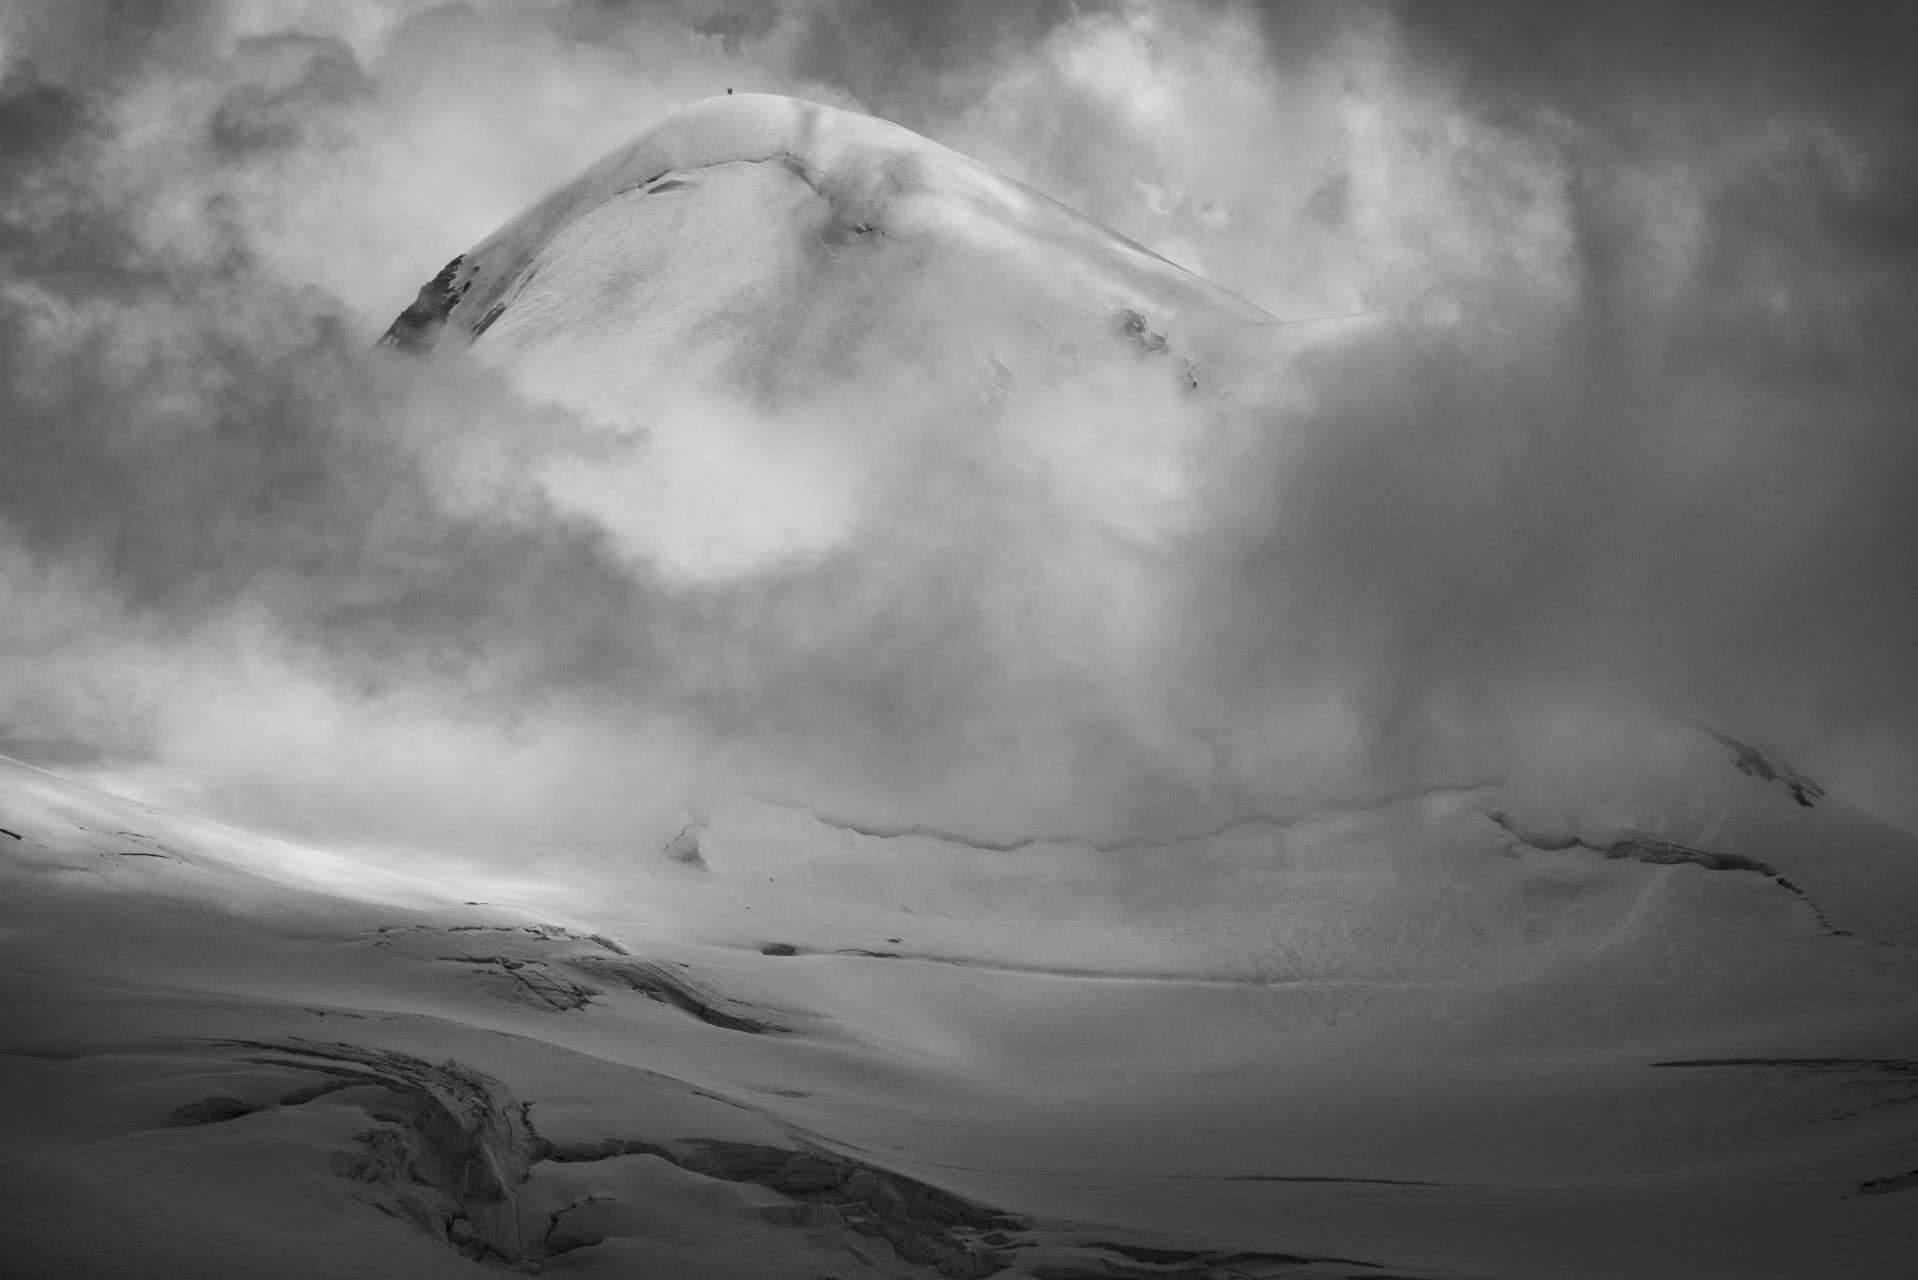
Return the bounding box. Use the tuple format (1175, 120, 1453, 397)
(394, 92, 1272, 363)
(5, 82, 1918, 1280)
(378, 95, 1290, 589)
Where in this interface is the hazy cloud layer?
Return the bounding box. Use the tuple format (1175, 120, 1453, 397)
(2, 0, 1914, 860)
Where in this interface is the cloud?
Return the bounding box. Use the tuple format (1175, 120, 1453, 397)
(1, 0, 1914, 863)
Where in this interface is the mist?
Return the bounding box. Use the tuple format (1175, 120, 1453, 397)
(2, 0, 1915, 874)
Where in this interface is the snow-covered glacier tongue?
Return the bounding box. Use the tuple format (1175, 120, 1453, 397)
(4, 94, 1917, 1280)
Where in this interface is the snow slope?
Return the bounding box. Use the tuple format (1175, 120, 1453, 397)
(4, 95, 1916, 1279)
(380, 92, 1278, 412)
(4, 728, 1917, 1279)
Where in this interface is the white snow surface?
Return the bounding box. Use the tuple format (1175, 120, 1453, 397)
(393, 95, 1300, 590)
(5, 96, 1917, 1279)
(418, 93, 1277, 414)
(5, 729, 1918, 1279)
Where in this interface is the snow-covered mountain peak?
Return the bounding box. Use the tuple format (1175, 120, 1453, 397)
(380, 93, 1276, 414)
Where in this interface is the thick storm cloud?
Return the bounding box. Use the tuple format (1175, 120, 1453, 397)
(1, 0, 1914, 862)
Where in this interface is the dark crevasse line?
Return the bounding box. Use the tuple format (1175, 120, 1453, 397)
(761, 778, 1501, 856)
(168, 1037, 1448, 1277)
(212, 1038, 544, 1262)
(566, 953, 788, 1033)
(1860, 1167, 1918, 1195)
(1689, 721, 1827, 808)
(372, 921, 784, 1030)
(1485, 810, 1885, 945)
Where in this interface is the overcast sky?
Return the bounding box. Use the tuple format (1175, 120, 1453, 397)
(2, 0, 1915, 855)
